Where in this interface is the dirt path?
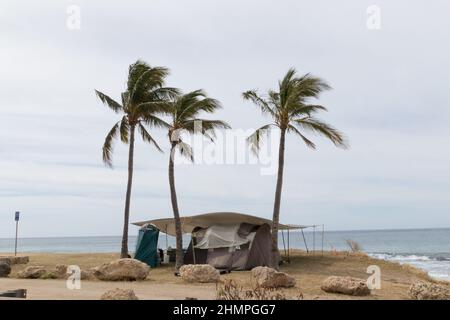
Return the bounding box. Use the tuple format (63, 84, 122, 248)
(0, 278, 216, 300)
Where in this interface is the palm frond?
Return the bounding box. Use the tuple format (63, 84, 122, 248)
(127, 60, 151, 92)
(119, 116, 129, 143)
(176, 140, 194, 162)
(149, 87, 181, 101)
(138, 123, 163, 152)
(289, 104, 328, 118)
(242, 90, 275, 116)
(137, 101, 172, 116)
(293, 117, 348, 149)
(131, 66, 170, 102)
(183, 119, 230, 141)
(246, 124, 273, 156)
(95, 90, 123, 113)
(141, 114, 170, 129)
(102, 122, 120, 167)
(287, 125, 316, 149)
(121, 91, 130, 109)
(175, 89, 207, 120)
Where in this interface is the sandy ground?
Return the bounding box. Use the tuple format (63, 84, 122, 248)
(1, 250, 447, 300)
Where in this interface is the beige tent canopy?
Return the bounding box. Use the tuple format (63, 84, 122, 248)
(133, 211, 306, 236)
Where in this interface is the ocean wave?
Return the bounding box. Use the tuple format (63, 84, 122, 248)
(368, 253, 450, 262)
(369, 252, 450, 281)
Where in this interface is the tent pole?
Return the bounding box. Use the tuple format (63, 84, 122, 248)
(313, 225, 316, 255)
(321, 224, 324, 256)
(281, 230, 287, 258)
(165, 225, 168, 250)
(191, 233, 196, 265)
(287, 229, 290, 263)
(301, 228, 309, 253)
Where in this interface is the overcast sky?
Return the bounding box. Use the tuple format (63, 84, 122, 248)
(1, 0, 449, 238)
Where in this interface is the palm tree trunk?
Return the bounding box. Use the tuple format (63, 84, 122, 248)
(121, 124, 135, 258)
(169, 143, 184, 270)
(271, 128, 286, 269)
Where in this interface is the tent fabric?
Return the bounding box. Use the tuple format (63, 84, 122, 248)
(134, 225, 159, 267)
(194, 224, 250, 249)
(244, 223, 275, 269)
(132, 212, 306, 237)
(183, 223, 274, 270)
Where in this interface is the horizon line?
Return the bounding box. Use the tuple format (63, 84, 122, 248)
(1, 226, 449, 240)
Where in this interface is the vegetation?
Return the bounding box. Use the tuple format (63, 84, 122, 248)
(96, 61, 348, 264)
(216, 279, 303, 300)
(163, 90, 230, 269)
(243, 68, 348, 268)
(345, 239, 362, 252)
(95, 60, 178, 258)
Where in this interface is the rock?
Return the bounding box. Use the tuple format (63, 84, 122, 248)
(251, 266, 296, 288)
(55, 264, 68, 277)
(40, 271, 59, 279)
(321, 276, 370, 296)
(0, 256, 29, 265)
(101, 288, 139, 300)
(179, 264, 220, 283)
(93, 259, 150, 281)
(17, 266, 47, 279)
(81, 269, 95, 280)
(408, 282, 450, 300)
(0, 262, 11, 277)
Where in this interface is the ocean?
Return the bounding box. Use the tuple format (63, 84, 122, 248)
(1, 228, 449, 280)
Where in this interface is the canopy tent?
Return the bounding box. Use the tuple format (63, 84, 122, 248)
(133, 211, 306, 236)
(133, 212, 310, 270)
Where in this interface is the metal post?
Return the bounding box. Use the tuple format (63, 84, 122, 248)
(165, 225, 168, 250)
(301, 228, 309, 253)
(321, 224, 324, 256)
(313, 225, 316, 255)
(191, 233, 196, 265)
(281, 230, 287, 257)
(14, 211, 20, 256)
(287, 229, 290, 263)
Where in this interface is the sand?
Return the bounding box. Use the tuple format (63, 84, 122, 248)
(0, 250, 446, 300)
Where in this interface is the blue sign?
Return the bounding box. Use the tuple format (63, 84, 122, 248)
(15, 211, 20, 221)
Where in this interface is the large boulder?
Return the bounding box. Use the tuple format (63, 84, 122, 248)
(0, 262, 11, 277)
(101, 288, 139, 300)
(17, 266, 47, 279)
(93, 259, 150, 281)
(408, 282, 450, 300)
(321, 276, 370, 296)
(179, 264, 220, 283)
(251, 266, 296, 288)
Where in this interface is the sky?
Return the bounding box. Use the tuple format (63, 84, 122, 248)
(1, 0, 449, 238)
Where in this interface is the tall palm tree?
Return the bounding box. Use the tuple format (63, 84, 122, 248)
(243, 68, 348, 268)
(165, 90, 230, 269)
(95, 60, 179, 258)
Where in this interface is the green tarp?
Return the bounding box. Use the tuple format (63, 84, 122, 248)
(134, 225, 159, 267)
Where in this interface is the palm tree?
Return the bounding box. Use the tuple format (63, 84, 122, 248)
(165, 90, 230, 269)
(95, 60, 179, 258)
(243, 68, 348, 268)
